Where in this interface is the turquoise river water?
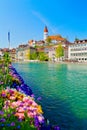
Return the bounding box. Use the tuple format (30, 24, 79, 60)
(13, 62, 87, 130)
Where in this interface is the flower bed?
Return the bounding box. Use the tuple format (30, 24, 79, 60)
(0, 87, 44, 130)
(0, 56, 60, 130)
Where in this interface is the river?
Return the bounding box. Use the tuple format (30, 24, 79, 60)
(13, 62, 87, 130)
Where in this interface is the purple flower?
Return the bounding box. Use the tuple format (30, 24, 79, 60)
(19, 102, 23, 107)
(54, 126, 60, 130)
(5, 101, 9, 107)
(0, 111, 4, 115)
(37, 97, 42, 101)
(7, 114, 11, 117)
(31, 94, 35, 98)
(16, 86, 21, 91)
(34, 116, 39, 127)
(0, 81, 3, 85)
(1, 93, 6, 97)
(12, 111, 16, 115)
(18, 118, 22, 122)
(0, 118, 6, 122)
(11, 122, 15, 126)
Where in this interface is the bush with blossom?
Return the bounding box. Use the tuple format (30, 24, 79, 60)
(0, 88, 44, 130)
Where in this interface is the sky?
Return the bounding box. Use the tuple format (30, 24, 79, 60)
(0, 0, 87, 48)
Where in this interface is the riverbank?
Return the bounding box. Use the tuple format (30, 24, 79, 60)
(13, 59, 87, 65)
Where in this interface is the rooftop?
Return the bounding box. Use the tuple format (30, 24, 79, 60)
(48, 35, 65, 41)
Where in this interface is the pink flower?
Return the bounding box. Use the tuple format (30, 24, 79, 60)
(32, 101, 38, 107)
(1, 88, 44, 123)
(9, 96, 16, 100)
(17, 107, 25, 113)
(15, 112, 25, 119)
(24, 102, 30, 106)
(9, 89, 14, 94)
(23, 97, 30, 102)
(32, 111, 37, 116)
(16, 101, 22, 106)
(4, 100, 11, 106)
(11, 102, 18, 108)
(27, 112, 34, 118)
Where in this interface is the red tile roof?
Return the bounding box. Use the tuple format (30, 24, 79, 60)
(48, 35, 65, 41)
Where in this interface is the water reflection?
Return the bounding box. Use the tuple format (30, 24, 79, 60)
(13, 62, 87, 129)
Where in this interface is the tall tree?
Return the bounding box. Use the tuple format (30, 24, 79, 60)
(38, 52, 48, 61)
(3, 52, 11, 65)
(55, 44, 64, 61)
(30, 52, 38, 60)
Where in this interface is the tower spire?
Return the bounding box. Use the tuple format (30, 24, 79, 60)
(44, 26, 48, 41)
(44, 26, 48, 33)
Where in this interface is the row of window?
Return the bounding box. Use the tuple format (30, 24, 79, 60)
(76, 58, 87, 61)
(71, 52, 87, 56)
(70, 43, 87, 47)
(79, 58, 87, 60)
(70, 48, 87, 51)
(70, 58, 87, 61)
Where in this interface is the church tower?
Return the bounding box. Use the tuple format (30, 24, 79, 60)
(44, 26, 48, 41)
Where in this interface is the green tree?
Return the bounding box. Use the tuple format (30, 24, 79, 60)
(30, 52, 38, 60)
(55, 44, 64, 61)
(38, 52, 48, 61)
(2, 52, 12, 88)
(46, 37, 51, 44)
(3, 52, 11, 65)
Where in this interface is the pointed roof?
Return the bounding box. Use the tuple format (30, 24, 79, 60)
(44, 26, 48, 32)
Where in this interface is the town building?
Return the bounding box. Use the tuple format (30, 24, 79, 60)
(43, 26, 66, 43)
(0, 49, 3, 59)
(42, 26, 71, 61)
(9, 48, 16, 61)
(0, 48, 10, 59)
(47, 35, 65, 44)
(0, 48, 16, 61)
(16, 44, 36, 61)
(28, 40, 36, 47)
(7, 26, 71, 62)
(48, 40, 71, 61)
(68, 39, 87, 62)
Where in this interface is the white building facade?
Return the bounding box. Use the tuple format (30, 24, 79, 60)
(68, 40, 87, 62)
(48, 48, 56, 61)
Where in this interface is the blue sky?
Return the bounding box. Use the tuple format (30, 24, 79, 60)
(0, 0, 87, 48)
